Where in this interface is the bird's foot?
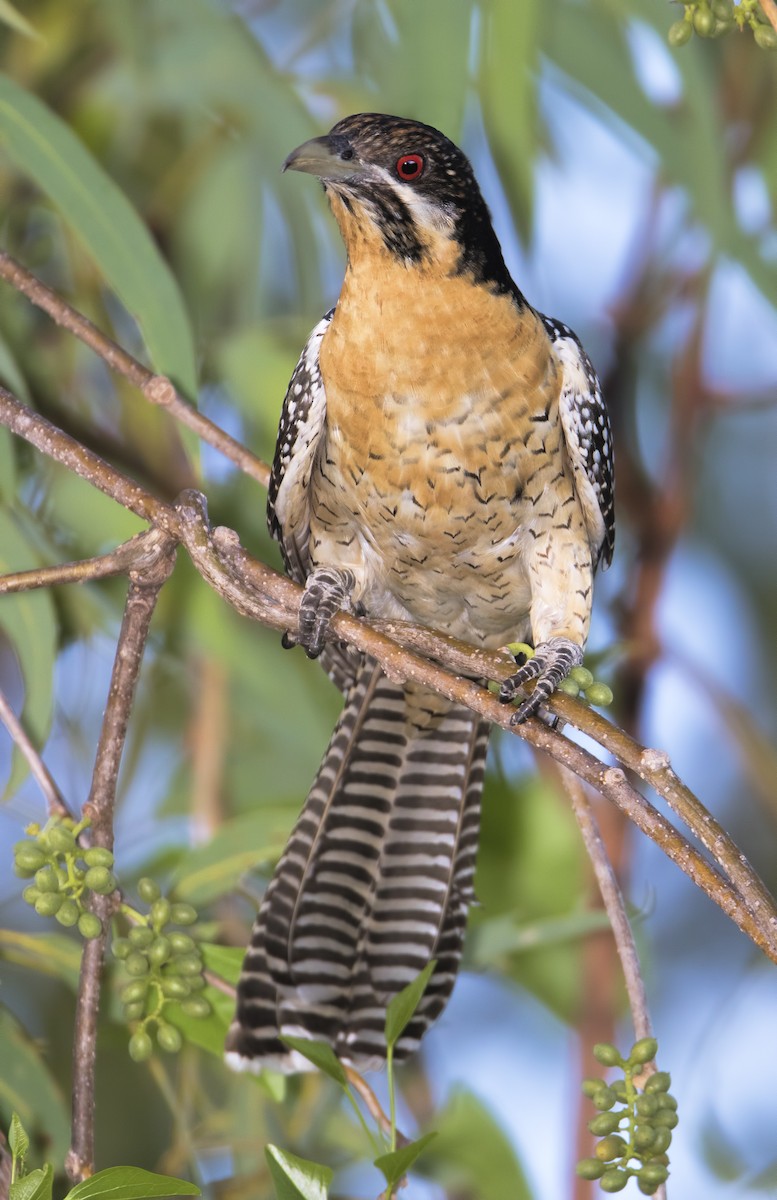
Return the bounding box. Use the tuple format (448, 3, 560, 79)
(499, 637, 583, 724)
(286, 567, 356, 658)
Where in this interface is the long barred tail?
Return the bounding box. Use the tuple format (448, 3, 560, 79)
(225, 658, 489, 1073)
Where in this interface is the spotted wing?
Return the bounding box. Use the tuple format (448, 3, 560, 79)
(267, 310, 334, 584)
(540, 314, 615, 569)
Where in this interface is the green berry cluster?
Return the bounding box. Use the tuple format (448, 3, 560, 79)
(112, 878, 211, 1061)
(576, 1039, 678, 1195)
(669, 1, 777, 49)
(502, 644, 614, 709)
(13, 817, 116, 939)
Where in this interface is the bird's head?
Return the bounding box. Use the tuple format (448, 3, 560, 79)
(283, 113, 516, 295)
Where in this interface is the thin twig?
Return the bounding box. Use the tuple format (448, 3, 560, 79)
(344, 1067, 401, 1144)
(0, 251, 270, 489)
(559, 767, 652, 1043)
(759, 0, 777, 32)
(65, 532, 177, 1184)
(0, 530, 172, 594)
(0, 685, 71, 818)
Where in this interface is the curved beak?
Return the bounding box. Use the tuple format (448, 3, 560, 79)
(282, 136, 360, 182)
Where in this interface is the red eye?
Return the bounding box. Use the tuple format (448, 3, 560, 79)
(395, 153, 425, 181)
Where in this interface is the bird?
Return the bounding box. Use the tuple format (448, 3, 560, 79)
(225, 113, 614, 1075)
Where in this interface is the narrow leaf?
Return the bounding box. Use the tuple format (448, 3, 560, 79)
(384, 960, 436, 1050)
(0, 930, 82, 990)
(264, 1146, 331, 1200)
(10, 1165, 53, 1200)
(64, 1166, 200, 1199)
(279, 1036, 346, 1086)
(0, 1007, 69, 1164)
(0, 0, 40, 41)
(0, 75, 197, 401)
(374, 1132, 437, 1190)
(8, 1111, 30, 1160)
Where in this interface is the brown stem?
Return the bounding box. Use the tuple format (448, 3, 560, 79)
(559, 767, 652, 1042)
(758, 0, 777, 32)
(0, 251, 270, 489)
(0, 530, 173, 594)
(65, 533, 177, 1184)
(0, 686, 71, 818)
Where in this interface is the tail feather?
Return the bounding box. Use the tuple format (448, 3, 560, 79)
(226, 658, 489, 1073)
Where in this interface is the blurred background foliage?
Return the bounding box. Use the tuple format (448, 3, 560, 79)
(1, 1, 777, 1197)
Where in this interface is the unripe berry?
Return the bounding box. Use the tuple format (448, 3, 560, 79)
(23, 886, 41, 905)
(650, 1128, 672, 1154)
(147, 937, 172, 967)
(634, 1125, 656, 1152)
(35, 892, 64, 917)
(629, 1037, 658, 1065)
(589, 1113, 621, 1137)
(129, 926, 154, 949)
(168, 933, 196, 955)
(129, 1030, 153, 1062)
(35, 865, 60, 893)
(125, 952, 150, 977)
(558, 678, 580, 697)
(156, 1023, 182, 1053)
(652, 1110, 679, 1129)
(635, 1095, 658, 1118)
(83, 847, 114, 868)
(693, 6, 715, 35)
(644, 1071, 671, 1094)
(639, 1163, 669, 1186)
(570, 666, 594, 689)
(595, 1135, 628, 1162)
(84, 866, 117, 895)
(584, 682, 614, 707)
(576, 1158, 605, 1180)
(47, 825, 76, 853)
(123, 1002, 145, 1022)
(137, 877, 161, 904)
(668, 18, 693, 45)
(181, 996, 211, 1019)
(600, 1167, 628, 1192)
(161, 977, 191, 999)
(593, 1042, 621, 1067)
(150, 898, 172, 928)
(121, 980, 149, 1005)
(55, 900, 80, 927)
(112, 938, 131, 960)
(593, 1087, 617, 1111)
(169, 902, 197, 926)
(754, 23, 777, 48)
(171, 954, 203, 977)
(78, 913, 103, 939)
(14, 844, 47, 873)
(582, 1077, 606, 1099)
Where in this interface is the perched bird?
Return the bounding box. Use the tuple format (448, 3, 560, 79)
(225, 113, 614, 1074)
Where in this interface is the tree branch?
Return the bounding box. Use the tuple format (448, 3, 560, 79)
(0, 251, 270, 489)
(65, 531, 177, 1184)
(0, 685, 71, 818)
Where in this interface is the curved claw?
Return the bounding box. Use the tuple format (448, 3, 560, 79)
(295, 567, 356, 658)
(498, 637, 583, 724)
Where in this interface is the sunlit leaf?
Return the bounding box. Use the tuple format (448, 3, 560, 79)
(279, 1036, 347, 1086)
(0, 929, 82, 989)
(481, 0, 541, 241)
(384, 960, 436, 1050)
(0, 74, 197, 401)
(0, 0, 40, 41)
(8, 1110, 30, 1160)
(65, 1167, 200, 1199)
(10, 1165, 53, 1200)
(0, 1006, 69, 1164)
(374, 1132, 437, 1191)
(419, 1089, 532, 1200)
(169, 807, 295, 904)
(0, 510, 57, 797)
(264, 1145, 332, 1200)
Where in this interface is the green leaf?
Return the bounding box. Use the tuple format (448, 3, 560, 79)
(374, 1132, 437, 1191)
(0, 73, 197, 401)
(0, 510, 57, 797)
(169, 807, 295, 904)
(0, 929, 83, 990)
(64, 1166, 200, 1200)
(481, 0, 542, 241)
(199, 942, 245, 987)
(0, 0, 40, 41)
(384, 960, 436, 1050)
(0, 1007, 69, 1165)
(165, 983, 232, 1060)
(279, 1037, 346, 1087)
(467, 908, 615, 967)
(420, 1089, 532, 1200)
(10, 1165, 53, 1200)
(264, 1145, 332, 1200)
(8, 1110, 29, 1160)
